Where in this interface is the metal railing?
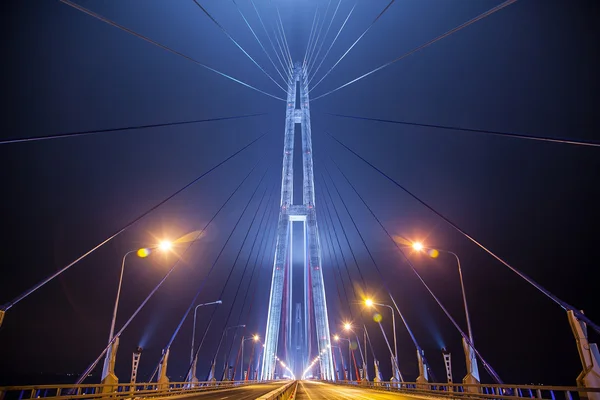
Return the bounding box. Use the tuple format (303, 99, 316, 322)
(328, 380, 600, 400)
(0, 380, 266, 400)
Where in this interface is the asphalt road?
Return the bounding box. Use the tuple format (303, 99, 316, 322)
(296, 380, 428, 399)
(182, 381, 288, 400)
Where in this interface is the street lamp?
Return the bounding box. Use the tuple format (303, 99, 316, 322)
(411, 241, 480, 384)
(101, 241, 173, 385)
(412, 242, 424, 252)
(343, 322, 369, 382)
(209, 324, 246, 380)
(365, 298, 400, 382)
(188, 300, 222, 382)
(410, 243, 474, 346)
(334, 333, 352, 381)
(240, 334, 259, 380)
(331, 344, 347, 380)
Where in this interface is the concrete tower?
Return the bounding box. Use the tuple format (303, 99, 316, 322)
(261, 62, 335, 381)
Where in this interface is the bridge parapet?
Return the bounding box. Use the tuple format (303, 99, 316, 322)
(0, 380, 265, 400)
(256, 380, 297, 400)
(327, 380, 600, 400)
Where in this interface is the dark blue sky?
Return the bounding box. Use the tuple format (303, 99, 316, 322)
(1, 0, 599, 386)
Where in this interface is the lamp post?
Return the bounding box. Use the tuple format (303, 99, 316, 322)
(101, 241, 173, 386)
(411, 241, 480, 385)
(365, 299, 400, 381)
(412, 243, 474, 343)
(334, 334, 352, 381)
(190, 301, 223, 363)
(209, 324, 246, 381)
(343, 322, 369, 381)
(331, 344, 346, 380)
(240, 334, 259, 380)
(188, 300, 222, 382)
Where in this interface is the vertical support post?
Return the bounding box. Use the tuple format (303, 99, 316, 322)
(130, 347, 142, 392)
(157, 348, 170, 390)
(567, 310, 600, 400)
(373, 359, 383, 386)
(416, 349, 429, 386)
(442, 348, 453, 392)
(462, 336, 481, 393)
(101, 337, 119, 393)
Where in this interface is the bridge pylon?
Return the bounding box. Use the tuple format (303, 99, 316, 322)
(261, 62, 334, 381)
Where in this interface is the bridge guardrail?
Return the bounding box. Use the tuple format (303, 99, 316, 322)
(0, 380, 266, 400)
(255, 380, 297, 400)
(328, 380, 600, 400)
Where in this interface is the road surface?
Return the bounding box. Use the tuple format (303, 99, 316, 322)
(296, 380, 428, 399)
(181, 381, 287, 400)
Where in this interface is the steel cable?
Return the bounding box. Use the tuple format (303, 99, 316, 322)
(59, 0, 285, 102)
(312, 0, 517, 101)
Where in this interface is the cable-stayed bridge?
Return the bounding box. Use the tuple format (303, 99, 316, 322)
(1, 1, 599, 400)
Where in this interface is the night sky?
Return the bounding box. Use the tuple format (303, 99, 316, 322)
(1, 0, 599, 387)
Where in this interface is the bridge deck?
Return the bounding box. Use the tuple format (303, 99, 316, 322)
(296, 380, 432, 399)
(157, 381, 286, 400)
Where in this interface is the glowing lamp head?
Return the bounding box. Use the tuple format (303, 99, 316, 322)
(343, 322, 352, 331)
(334, 335, 339, 341)
(412, 242, 424, 252)
(365, 298, 374, 307)
(137, 248, 151, 258)
(253, 334, 259, 341)
(158, 240, 172, 252)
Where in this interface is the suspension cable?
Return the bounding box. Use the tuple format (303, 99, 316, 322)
(317, 177, 376, 367)
(228, 189, 279, 380)
(233, 0, 289, 87)
(326, 154, 503, 383)
(273, 25, 293, 74)
(325, 131, 600, 335)
(306, 0, 332, 74)
(216, 183, 275, 378)
(188, 181, 279, 382)
(309, 0, 396, 93)
(192, 0, 287, 93)
(321, 169, 427, 379)
(312, 0, 517, 101)
(307, 0, 342, 77)
(319, 196, 369, 371)
(325, 112, 600, 148)
(1, 132, 267, 312)
(309, 3, 356, 85)
(59, 0, 286, 102)
(148, 165, 273, 382)
(275, 6, 294, 70)
(320, 203, 351, 321)
(250, 0, 291, 80)
(303, 6, 320, 68)
(0, 113, 267, 145)
(74, 159, 262, 384)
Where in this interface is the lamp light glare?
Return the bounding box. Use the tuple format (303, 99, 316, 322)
(158, 240, 172, 251)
